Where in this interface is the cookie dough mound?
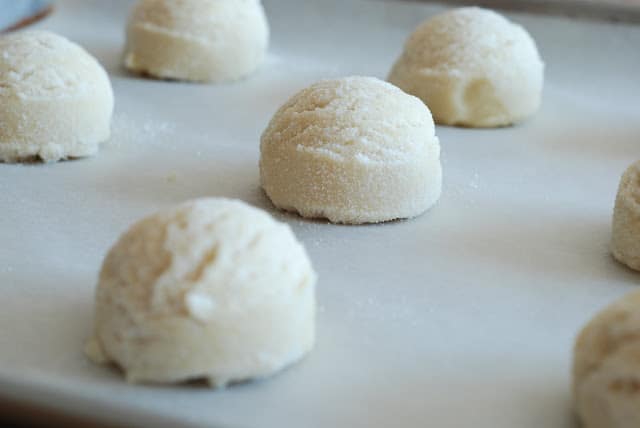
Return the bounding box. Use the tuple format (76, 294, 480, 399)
(124, 0, 269, 82)
(611, 161, 640, 271)
(0, 31, 113, 163)
(573, 291, 640, 428)
(85, 198, 316, 387)
(388, 7, 544, 128)
(260, 76, 442, 224)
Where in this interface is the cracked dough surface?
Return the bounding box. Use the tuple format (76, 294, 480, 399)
(573, 291, 640, 428)
(388, 7, 544, 128)
(260, 76, 442, 224)
(0, 31, 113, 163)
(611, 161, 640, 271)
(124, 0, 269, 82)
(85, 198, 316, 387)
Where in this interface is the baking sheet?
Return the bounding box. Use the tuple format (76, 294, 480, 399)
(0, 0, 52, 32)
(425, 0, 640, 22)
(2, 0, 640, 426)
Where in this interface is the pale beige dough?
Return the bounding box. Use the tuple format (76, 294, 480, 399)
(260, 76, 442, 225)
(388, 7, 544, 128)
(0, 31, 113, 163)
(611, 161, 640, 271)
(124, 0, 269, 82)
(85, 198, 316, 387)
(573, 291, 640, 428)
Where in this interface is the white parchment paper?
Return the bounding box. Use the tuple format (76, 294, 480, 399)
(1, 0, 639, 426)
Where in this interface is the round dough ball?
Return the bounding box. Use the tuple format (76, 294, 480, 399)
(573, 291, 640, 428)
(85, 198, 316, 387)
(124, 0, 269, 82)
(0, 31, 113, 163)
(611, 161, 640, 271)
(259, 76, 442, 225)
(388, 7, 544, 128)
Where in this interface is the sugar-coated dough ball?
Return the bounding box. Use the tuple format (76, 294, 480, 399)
(0, 31, 113, 163)
(260, 76, 442, 224)
(573, 291, 640, 428)
(611, 161, 640, 271)
(388, 7, 544, 128)
(85, 198, 316, 387)
(124, 0, 269, 82)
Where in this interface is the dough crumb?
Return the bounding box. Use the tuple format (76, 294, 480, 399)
(388, 7, 544, 128)
(86, 198, 316, 387)
(260, 76, 442, 224)
(0, 31, 113, 163)
(573, 291, 640, 428)
(124, 0, 269, 83)
(611, 160, 640, 271)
